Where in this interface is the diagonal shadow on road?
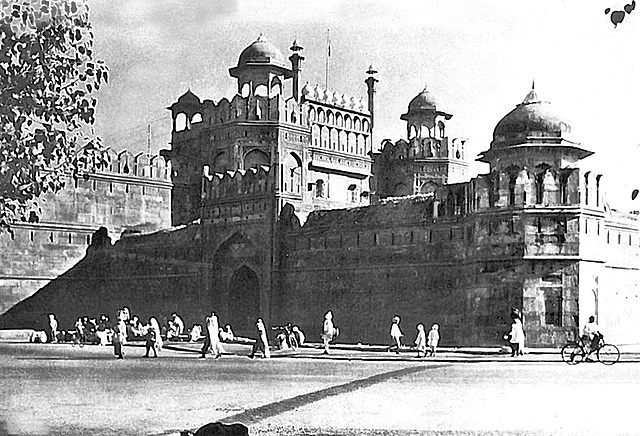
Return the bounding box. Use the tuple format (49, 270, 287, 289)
(220, 364, 450, 427)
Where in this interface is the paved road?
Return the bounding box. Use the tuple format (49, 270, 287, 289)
(0, 343, 638, 436)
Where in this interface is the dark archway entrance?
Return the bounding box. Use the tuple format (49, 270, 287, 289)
(228, 266, 260, 338)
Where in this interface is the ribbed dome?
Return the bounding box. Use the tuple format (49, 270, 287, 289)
(237, 34, 287, 68)
(407, 87, 438, 112)
(492, 88, 572, 148)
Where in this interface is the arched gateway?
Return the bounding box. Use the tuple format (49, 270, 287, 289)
(228, 266, 260, 337)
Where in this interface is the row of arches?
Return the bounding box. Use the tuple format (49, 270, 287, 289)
(311, 125, 370, 155)
(307, 105, 371, 133)
(379, 137, 466, 161)
(173, 95, 283, 132)
(407, 120, 446, 140)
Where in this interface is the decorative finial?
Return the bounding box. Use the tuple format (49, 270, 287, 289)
(290, 38, 303, 52)
(256, 33, 266, 42)
(366, 64, 378, 75)
(532, 79, 535, 90)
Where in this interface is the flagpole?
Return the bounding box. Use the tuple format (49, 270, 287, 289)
(325, 28, 330, 89)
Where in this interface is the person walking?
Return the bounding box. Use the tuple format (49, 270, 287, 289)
(427, 323, 440, 356)
(321, 311, 336, 355)
(200, 312, 224, 359)
(143, 318, 159, 358)
(388, 315, 403, 354)
(505, 318, 524, 357)
(112, 319, 127, 359)
(250, 318, 270, 359)
(48, 314, 59, 343)
(414, 324, 426, 358)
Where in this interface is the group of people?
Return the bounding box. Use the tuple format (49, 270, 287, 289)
(386, 315, 440, 358)
(56, 305, 606, 360)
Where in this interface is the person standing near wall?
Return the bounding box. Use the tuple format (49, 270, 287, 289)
(414, 324, 426, 357)
(388, 315, 403, 354)
(321, 311, 336, 355)
(48, 314, 59, 343)
(113, 319, 127, 359)
(250, 318, 270, 359)
(427, 323, 440, 356)
(505, 317, 524, 358)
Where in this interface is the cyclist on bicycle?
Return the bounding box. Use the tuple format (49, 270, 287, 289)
(581, 316, 602, 356)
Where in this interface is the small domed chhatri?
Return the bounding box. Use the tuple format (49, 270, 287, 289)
(491, 85, 574, 149)
(236, 33, 288, 68)
(408, 87, 438, 112)
(401, 86, 452, 122)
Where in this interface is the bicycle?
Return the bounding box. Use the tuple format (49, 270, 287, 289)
(560, 335, 620, 365)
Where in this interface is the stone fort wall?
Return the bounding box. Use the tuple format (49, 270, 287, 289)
(0, 149, 172, 315)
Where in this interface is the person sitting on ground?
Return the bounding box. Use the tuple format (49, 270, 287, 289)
(219, 324, 234, 342)
(189, 324, 202, 342)
(582, 316, 602, 355)
(167, 313, 185, 341)
(292, 325, 305, 346)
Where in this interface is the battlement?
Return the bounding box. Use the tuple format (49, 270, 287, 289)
(171, 92, 311, 134)
(202, 165, 274, 201)
(301, 83, 369, 114)
(77, 148, 171, 181)
(379, 137, 467, 161)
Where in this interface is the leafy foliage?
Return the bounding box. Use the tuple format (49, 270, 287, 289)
(0, 0, 108, 229)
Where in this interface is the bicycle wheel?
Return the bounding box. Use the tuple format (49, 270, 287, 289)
(561, 343, 584, 365)
(597, 344, 620, 365)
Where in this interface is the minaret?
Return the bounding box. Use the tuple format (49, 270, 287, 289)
(289, 39, 305, 101)
(365, 65, 378, 128)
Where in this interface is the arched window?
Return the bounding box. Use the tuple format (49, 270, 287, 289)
(393, 182, 410, 197)
(535, 172, 545, 204)
(254, 84, 268, 97)
(212, 152, 227, 172)
(584, 172, 591, 206)
(596, 175, 602, 208)
(271, 77, 282, 96)
(348, 184, 358, 203)
(345, 115, 352, 129)
(191, 113, 203, 124)
(175, 113, 187, 132)
(284, 152, 302, 193)
(244, 149, 269, 170)
(508, 174, 517, 206)
(438, 121, 445, 138)
(241, 83, 250, 97)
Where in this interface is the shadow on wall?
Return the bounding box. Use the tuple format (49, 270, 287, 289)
(0, 227, 208, 333)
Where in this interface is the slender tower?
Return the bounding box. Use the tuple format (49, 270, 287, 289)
(289, 39, 305, 102)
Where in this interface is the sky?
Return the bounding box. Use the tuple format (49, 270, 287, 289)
(89, 0, 640, 209)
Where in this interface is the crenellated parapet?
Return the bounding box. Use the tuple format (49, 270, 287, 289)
(202, 165, 274, 202)
(75, 148, 171, 182)
(301, 83, 369, 114)
(170, 91, 313, 135)
(200, 165, 274, 223)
